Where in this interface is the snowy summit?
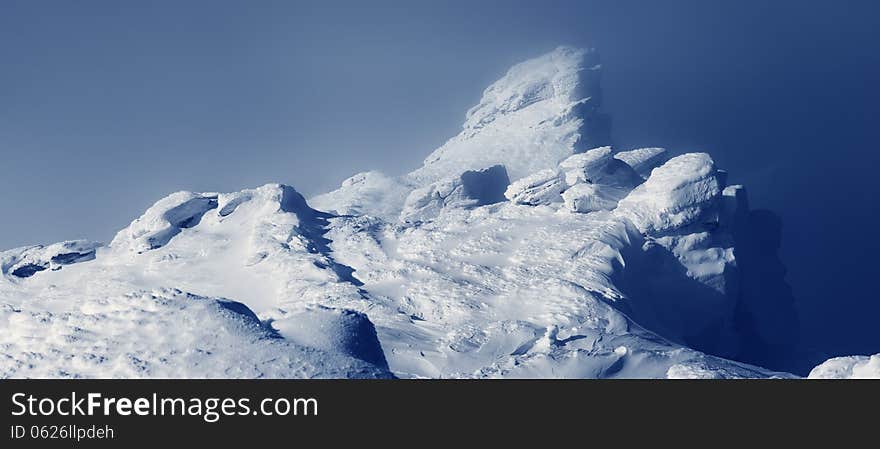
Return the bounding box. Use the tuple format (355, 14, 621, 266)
(1, 47, 870, 379)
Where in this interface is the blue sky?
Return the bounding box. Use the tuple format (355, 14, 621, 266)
(2, 1, 879, 361)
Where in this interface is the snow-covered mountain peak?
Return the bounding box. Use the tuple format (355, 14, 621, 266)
(412, 46, 610, 184)
(462, 46, 599, 131)
(315, 47, 613, 220)
(2, 47, 867, 379)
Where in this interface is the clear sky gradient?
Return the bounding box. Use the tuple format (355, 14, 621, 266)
(2, 1, 879, 360)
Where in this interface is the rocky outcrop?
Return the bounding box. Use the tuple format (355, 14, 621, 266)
(400, 165, 510, 223)
(614, 153, 723, 235)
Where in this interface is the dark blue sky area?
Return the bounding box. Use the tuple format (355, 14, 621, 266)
(1, 1, 878, 364)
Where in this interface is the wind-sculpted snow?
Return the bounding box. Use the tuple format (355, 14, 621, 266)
(562, 183, 619, 213)
(0, 287, 390, 378)
(504, 169, 566, 205)
(558, 146, 641, 213)
(0, 46, 836, 378)
(808, 354, 880, 379)
(400, 165, 510, 223)
(310, 171, 412, 221)
(322, 203, 790, 378)
(110, 192, 219, 253)
(0, 185, 392, 378)
(614, 153, 722, 235)
(1, 240, 101, 279)
(273, 306, 389, 370)
(411, 47, 610, 184)
(462, 47, 598, 131)
(316, 46, 614, 219)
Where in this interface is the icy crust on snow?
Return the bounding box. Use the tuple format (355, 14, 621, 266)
(808, 354, 880, 379)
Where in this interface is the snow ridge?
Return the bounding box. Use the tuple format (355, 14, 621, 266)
(1, 47, 866, 378)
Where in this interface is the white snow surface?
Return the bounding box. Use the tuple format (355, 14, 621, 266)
(310, 171, 412, 221)
(3, 46, 856, 379)
(808, 354, 880, 379)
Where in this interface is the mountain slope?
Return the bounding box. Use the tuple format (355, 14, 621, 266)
(2, 46, 858, 378)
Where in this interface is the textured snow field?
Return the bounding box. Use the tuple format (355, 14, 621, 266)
(1, 47, 873, 378)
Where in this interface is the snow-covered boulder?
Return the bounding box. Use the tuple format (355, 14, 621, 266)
(559, 146, 614, 185)
(561, 183, 619, 213)
(594, 158, 648, 189)
(614, 153, 723, 234)
(551, 146, 642, 213)
(1, 240, 102, 279)
(504, 168, 566, 205)
(110, 191, 219, 253)
(608, 153, 750, 359)
(400, 165, 509, 223)
(808, 354, 880, 379)
(614, 147, 669, 178)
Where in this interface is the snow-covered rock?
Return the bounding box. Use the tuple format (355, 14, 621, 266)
(553, 146, 643, 213)
(110, 191, 219, 253)
(1, 240, 102, 279)
(808, 354, 880, 379)
(614, 147, 669, 178)
(559, 146, 615, 185)
(614, 153, 723, 235)
(399, 165, 509, 223)
(561, 183, 618, 212)
(504, 168, 566, 205)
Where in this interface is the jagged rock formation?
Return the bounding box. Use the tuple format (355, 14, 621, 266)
(0, 46, 845, 378)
